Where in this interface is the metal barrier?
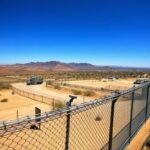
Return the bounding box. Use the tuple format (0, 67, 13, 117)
(0, 82, 150, 150)
(12, 87, 64, 107)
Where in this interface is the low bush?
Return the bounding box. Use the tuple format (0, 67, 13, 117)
(63, 83, 67, 86)
(145, 136, 150, 148)
(95, 115, 102, 121)
(0, 82, 11, 90)
(101, 88, 104, 91)
(71, 89, 82, 95)
(46, 81, 54, 86)
(1, 98, 8, 103)
(54, 101, 65, 109)
(83, 90, 96, 97)
(54, 84, 61, 90)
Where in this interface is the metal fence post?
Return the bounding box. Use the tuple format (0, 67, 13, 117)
(53, 99, 55, 110)
(65, 95, 77, 150)
(108, 98, 117, 150)
(145, 85, 150, 121)
(129, 91, 135, 143)
(17, 110, 19, 120)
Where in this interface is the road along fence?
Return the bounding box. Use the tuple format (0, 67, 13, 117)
(12, 86, 66, 109)
(61, 83, 128, 93)
(0, 82, 150, 150)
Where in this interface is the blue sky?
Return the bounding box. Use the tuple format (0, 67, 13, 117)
(0, 0, 150, 67)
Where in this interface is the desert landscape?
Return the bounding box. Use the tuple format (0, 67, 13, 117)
(0, 90, 52, 121)
(0, 62, 150, 150)
(0, 75, 135, 122)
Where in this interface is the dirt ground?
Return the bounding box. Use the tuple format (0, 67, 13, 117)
(0, 81, 112, 122)
(65, 79, 135, 90)
(0, 84, 146, 150)
(12, 82, 111, 105)
(0, 90, 52, 121)
(0, 78, 144, 150)
(0, 97, 142, 150)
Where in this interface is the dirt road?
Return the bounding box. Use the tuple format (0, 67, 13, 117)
(12, 82, 94, 104)
(65, 79, 134, 89)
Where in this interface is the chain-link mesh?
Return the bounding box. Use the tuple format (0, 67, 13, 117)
(0, 83, 150, 150)
(69, 102, 111, 150)
(0, 112, 67, 150)
(112, 93, 132, 150)
(131, 87, 147, 136)
(147, 86, 150, 117)
(13, 87, 58, 105)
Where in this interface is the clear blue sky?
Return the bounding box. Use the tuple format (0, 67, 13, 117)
(0, 0, 150, 67)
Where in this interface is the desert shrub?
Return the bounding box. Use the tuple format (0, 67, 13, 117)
(54, 101, 65, 109)
(71, 89, 82, 95)
(63, 83, 67, 86)
(83, 90, 96, 97)
(101, 88, 104, 91)
(0, 98, 8, 102)
(0, 82, 11, 90)
(95, 115, 102, 121)
(115, 90, 120, 93)
(145, 136, 150, 148)
(54, 84, 61, 90)
(47, 81, 54, 86)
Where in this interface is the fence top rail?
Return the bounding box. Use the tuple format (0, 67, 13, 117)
(12, 86, 60, 102)
(1, 82, 150, 128)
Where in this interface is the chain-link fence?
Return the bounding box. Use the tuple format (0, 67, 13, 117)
(0, 83, 150, 150)
(12, 87, 66, 110)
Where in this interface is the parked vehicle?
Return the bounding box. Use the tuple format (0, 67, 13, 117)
(134, 79, 150, 85)
(26, 76, 43, 85)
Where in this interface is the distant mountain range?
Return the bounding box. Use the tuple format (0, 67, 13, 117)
(0, 61, 150, 75)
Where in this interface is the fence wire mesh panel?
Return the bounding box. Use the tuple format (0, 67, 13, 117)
(0, 113, 67, 150)
(69, 102, 111, 150)
(112, 93, 132, 150)
(147, 86, 150, 117)
(0, 83, 150, 150)
(131, 87, 147, 137)
(12, 87, 56, 106)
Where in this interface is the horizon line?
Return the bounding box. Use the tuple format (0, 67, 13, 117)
(0, 60, 150, 69)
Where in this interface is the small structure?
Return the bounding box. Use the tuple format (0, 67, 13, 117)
(134, 78, 150, 85)
(26, 76, 43, 85)
(101, 77, 117, 82)
(107, 77, 117, 81)
(137, 74, 149, 79)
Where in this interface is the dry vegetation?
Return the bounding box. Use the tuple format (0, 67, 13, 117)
(54, 84, 62, 90)
(83, 90, 96, 97)
(0, 82, 11, 90)
(46, 81, 98, 98)
(0, 98, 8, 103)
(143, 135, 150, 149)
(71, 89, 82, 95)
(54, 101, 65, 109)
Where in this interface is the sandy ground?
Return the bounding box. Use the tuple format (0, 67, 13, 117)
(65, 79, 134, 90)
(0, 90, 52, 121)
(12, 82, 109, 105)
(0, 100, 111, 150)
(0, 96, 145, 150)
(0, 79, 146, 150)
